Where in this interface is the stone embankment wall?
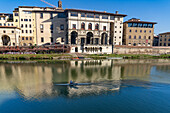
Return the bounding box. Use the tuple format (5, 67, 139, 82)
(114, 46, 170, 55)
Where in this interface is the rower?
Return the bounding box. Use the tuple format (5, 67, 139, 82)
(70, 80, 74, 85)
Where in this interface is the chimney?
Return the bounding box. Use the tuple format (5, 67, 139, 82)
(115, 11, 118, 14)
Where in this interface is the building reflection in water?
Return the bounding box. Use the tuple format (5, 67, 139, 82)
(0, 59, 169, 99)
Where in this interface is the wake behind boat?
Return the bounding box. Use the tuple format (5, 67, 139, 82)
(55, 83, 92, 86)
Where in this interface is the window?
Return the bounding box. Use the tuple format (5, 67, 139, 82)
(72, 24, 76, 29)
(40, 24, 44, 30)
(95, 24, 99, 30)
(26, 37, 28, 40)
(143, 24, 148, 28)
(120, 31, 121, 33)
(50, 13, 53, 19)
(30, 24, 31, 28)
(30, 30, 32, 33)
(21, 19, 23, 21)
(129, 29, 132, 32)
(164, 43, 166, 46)
(139, 36, 141, 39)
(148, 36, 151, 40)
(22, 30, 24, 33)
(50, 24, 53, 30)
(51, 37, 54, 43)
(148, 24, 153, 28)
(95, 14, 99, 18)
(129, 35, 131, 39)
(58, 13, 66, 18)
(138, 23, 143, 27)
(0, 17, 1, 20)
(140, 30, 142, 33)
(3, 30, 6, 33)
(128, 23, 133, 27)
(149, 30, 152, 33)
(144, 30, 146, 33)
(30, 37, 32, 40)
(133, 23, 138, 27)
(0, 23, 2, 26)
(22, 37, 24, 40)
(134, 36, 136, 39)
(144, 36, 146, 39)
(103, 26, 106, 31)
(3, 17, 5, 20)
(25, 24, 27, 28)
(60, 24, 64, 30)
(115, 26, 117, 28)
(102, 15, 108, 19)
(11, 24, 13, 26)
(81, 23, 85, 30)
(81, 13, 86, 17)
(71, 12, 78, 17)
(8, 24, 10, 26)
(40, 13, 43, 18)
(110, 16, 114, 20)
(12, 31, 14, 33)
(4, 23, 6, 26)
(26, 30, 28, 33)
(165, 38, 167, 41)
(41, 37, 44, 42)
(135, 30, 137, 32)
(24, 19, 28, 21)
(88, 23, 92, 30)
(87, 13, 94, 18)
(15, 19, 18, 22)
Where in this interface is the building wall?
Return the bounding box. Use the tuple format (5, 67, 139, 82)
(158, 33, 170, 46)
(0, 28, 20, 46)
(113, 46, 170, 54)
(123, 22, 155, 47)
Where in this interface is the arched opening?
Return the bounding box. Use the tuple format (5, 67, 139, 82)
(101, 33, 108, 45)
(95, 24, 99, 30)
(2, 35, 10, 46)
(88, 23, 92, 30)
(86, 32, 93, 45)
(81, 22, 85, 30)
(71, 31, 78, 44)
(23, 43, 27, 46)
(133, 43, 137, 46)
(75, 47, 78, 52)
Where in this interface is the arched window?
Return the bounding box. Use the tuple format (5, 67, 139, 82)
(88, 23, 92, 30)
(81, 22, 85, 30)
(139, 36, 141, 39)
(129, 35, 131, 39)
(95, 24, 99, 30)
(134, 36, 136, 39)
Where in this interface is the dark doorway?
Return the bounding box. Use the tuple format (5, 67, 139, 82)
(81, 38, 85, 45)
(86, 32, 93, 45)
(2, 35, 10, 46)
(101, 33, 108, 45)
(75, 47, 78, 52)
(71, 31, 78, 44)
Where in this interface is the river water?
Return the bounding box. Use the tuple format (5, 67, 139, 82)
(0, 59, 170, 113)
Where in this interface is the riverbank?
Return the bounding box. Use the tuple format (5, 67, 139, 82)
(0, 54, 169, 60)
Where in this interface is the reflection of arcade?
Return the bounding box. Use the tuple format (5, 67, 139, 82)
(0, 59, 168, 99)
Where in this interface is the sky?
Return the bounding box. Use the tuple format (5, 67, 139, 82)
(0, 0, 169, 35)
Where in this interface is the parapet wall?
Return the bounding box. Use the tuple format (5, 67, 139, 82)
(114, 46, 170, 55)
